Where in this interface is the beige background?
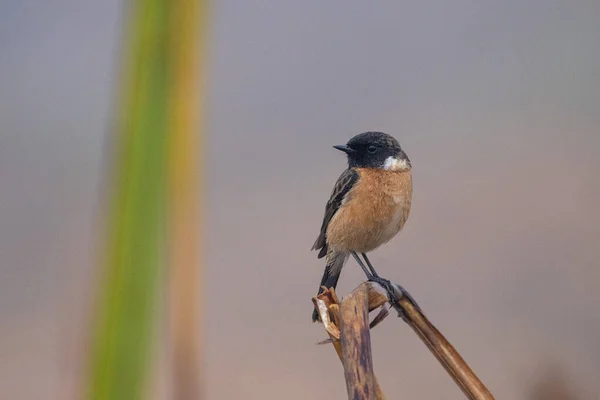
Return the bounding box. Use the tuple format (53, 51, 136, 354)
(1, 1, 599, 399)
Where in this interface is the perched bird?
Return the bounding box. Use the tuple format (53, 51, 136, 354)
(311, 131, 412, 322)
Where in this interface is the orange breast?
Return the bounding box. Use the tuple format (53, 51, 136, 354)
(326, 168, 412, 253)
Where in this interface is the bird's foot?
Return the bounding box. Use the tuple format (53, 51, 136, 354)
(368, 276, 421, 321)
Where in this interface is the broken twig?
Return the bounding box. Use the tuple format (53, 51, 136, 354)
(313, 281, 495, 400)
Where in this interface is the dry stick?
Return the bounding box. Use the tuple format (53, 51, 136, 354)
(315, 283, 495, 400)
(367, 282, 495, 400)
(314, 287, 386, 400)
(338, 285, 376, 400)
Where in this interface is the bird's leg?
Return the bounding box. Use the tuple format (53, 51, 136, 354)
(360, 253, 421, 313)
(361, 253, 399, 301)
(361, 253, 380, 278)
(351, 252, 374, 280)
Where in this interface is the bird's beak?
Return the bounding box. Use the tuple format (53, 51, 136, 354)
(333, 145, 356, 155)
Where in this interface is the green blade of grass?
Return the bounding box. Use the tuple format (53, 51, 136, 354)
(88, 0, 169, 398)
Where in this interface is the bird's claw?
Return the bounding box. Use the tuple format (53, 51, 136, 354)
(368, 276, 420, 322)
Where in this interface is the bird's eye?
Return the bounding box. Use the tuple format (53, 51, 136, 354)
(367, 145, 378, 154)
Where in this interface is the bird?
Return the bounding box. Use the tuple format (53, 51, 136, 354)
(311, 131, 412, 322)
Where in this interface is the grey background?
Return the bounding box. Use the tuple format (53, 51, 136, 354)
(1, 1, 599, 399)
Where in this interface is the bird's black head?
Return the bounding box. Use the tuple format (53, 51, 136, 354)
(334, 131, 411, 170)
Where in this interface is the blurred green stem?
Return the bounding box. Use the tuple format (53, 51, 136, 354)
(89, 0, 169, 398)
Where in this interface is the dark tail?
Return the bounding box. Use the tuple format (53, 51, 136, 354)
(312, 253, 347, 322)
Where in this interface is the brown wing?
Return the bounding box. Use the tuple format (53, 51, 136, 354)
(311, 168, 359, 258)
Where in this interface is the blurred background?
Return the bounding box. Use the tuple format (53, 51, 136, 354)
(1, 1, 599, 399)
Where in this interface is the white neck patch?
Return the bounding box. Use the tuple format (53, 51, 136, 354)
(383, 156, 410, 171)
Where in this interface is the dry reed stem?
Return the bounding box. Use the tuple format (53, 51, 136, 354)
(313, 286, 386, 400)
(339, 285, 376, 400)
(314, 281, 495, 400)
(367, 282, 495, 400)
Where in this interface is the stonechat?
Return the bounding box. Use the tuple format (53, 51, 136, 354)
(311, 131, 412, 322)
